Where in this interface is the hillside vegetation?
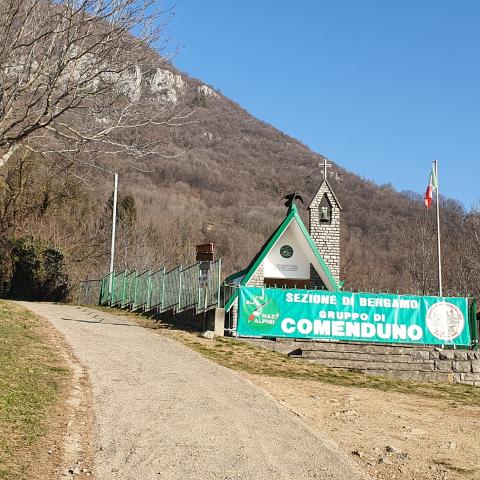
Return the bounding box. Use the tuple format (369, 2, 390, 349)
(0, 3, 479, 300)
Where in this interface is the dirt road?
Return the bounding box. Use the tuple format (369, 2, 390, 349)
(18, 302, 368, 480)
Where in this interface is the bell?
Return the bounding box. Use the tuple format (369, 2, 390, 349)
(320, 206, 330, 222)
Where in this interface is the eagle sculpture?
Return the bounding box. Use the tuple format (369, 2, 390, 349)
(283, 192, 304, 208)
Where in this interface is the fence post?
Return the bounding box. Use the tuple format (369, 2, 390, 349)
(177, 267, 183, 313)
(217, 258, 222, 308)
(133, 271, 139, 310)
(111, 271, 117, 305)
(146, 270, 152, 310)
(109, 274, 113, 305)
(121, 270, 127, 308)
(160, 267, 165, 313)
(130, 271, 137, 309)
(104, 273, 108, 305)
(98, 278, 103, 306)
(470, 298, 478, 350)
(197, 281, 202, 314)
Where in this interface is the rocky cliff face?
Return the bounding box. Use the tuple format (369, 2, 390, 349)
(115, 63, 219, 106)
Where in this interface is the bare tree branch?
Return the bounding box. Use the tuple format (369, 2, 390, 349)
(0, 0, 182, 168)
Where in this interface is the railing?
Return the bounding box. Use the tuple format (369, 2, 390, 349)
(112, 270, 124, 306)
(133, 269, 150, 310)
(79, 260, 222, 315)
(202, 260, 223, 312)
(149, 267, 165, 310)
(162, 266, 182, 311)
(122, 270, 136, 308)
(179, 263, 200, 311)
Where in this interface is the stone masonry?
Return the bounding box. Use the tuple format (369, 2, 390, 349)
(247, 263, 264, 288)
(308, 181, 341, 283)
(240, 338, 480, 387)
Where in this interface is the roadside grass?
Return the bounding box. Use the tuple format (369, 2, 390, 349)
(100, 307, 480, 407)
(0, 301, 68, 480)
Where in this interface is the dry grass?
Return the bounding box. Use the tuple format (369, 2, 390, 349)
(103, 307, 480, 407)
(0, 301, 68, 480)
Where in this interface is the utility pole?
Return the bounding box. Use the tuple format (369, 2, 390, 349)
(78, 162, 119, 300)
(434, 160, 442, 296)
(108, 172, 119, 298)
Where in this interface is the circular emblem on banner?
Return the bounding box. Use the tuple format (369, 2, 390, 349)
(280, 245, 293, 258)
(426, 302, 465, 341)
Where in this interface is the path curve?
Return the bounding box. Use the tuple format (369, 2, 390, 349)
(18, 302, 369, 480)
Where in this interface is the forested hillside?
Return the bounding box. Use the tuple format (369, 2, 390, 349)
(1, 1, 479, 301)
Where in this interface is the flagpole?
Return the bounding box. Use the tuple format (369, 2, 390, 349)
(434, 160, 443, 296)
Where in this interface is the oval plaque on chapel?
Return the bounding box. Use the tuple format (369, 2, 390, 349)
(280, 245, 294, 258)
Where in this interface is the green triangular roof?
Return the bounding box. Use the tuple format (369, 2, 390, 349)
(225, 204, 340, 311)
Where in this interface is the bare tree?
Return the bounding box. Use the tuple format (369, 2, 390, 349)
(399, 208, 438, 295)
(444, 207, 480, 297)
(0, 0, 186, 169)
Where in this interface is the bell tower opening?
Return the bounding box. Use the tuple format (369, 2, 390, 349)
(319, 194, 332, 223)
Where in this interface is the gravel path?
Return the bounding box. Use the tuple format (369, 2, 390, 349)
(18, 302, 369, 480)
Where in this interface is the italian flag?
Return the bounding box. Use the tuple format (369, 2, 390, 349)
(424, 164, 438, 209)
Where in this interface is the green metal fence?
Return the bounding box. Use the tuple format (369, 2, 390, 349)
(81, 260, 222, 314)
(179, 263, 200, 311)
(112, 271, 124, 306)
(149, 267, 165, 309)
(100, 273, 113, 305)
(133, 269, 150, 310)
(121, 270, 136, 308)
(162, 266, 181, 311)
(207, 259, 222, 309)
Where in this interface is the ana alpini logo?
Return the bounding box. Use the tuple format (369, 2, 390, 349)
(243, 291, 280, 332)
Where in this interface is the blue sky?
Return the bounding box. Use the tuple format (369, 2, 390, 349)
(165, 1, 479, 210)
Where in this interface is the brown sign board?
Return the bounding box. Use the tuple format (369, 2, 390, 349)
(196, 243, 214, 254)
(196, 243, 214, 262)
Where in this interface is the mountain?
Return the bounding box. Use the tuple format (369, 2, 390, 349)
(1, 48, 478, 300)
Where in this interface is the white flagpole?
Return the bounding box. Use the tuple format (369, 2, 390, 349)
(434, 160, 443, 296)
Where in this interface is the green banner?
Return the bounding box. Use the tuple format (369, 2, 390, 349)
(237, 287, 472, 346)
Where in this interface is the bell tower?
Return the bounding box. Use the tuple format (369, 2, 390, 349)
(308, 159, 342, 283)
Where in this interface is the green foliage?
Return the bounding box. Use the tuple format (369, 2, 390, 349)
(40, 248, 70, 301)
(8, 237, 69, 301)
(9, 238, 41, 300)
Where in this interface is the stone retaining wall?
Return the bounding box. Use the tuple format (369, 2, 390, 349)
(152, 307, 225, 336)
(239, 338, 480, 386)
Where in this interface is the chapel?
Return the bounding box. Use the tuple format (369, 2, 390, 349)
(224, 160, 343, 327)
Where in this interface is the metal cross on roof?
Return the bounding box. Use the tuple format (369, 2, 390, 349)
(319, 158, 332, 180)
